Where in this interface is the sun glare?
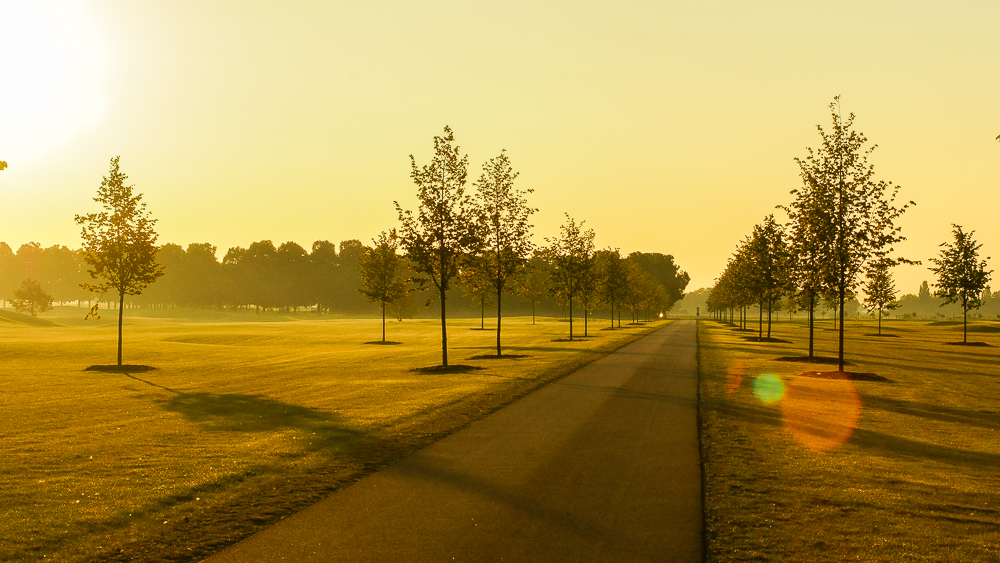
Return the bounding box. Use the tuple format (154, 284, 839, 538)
(0, 1, 110, 164)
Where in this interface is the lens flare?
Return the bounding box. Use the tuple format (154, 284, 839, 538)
(782, 376, 861, 452)
(752, 373, 784, 404)
(726, 361, 744, 394)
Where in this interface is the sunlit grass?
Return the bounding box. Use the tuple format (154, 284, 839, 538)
(700, 317, 1000, 561)
(0, 307, 666, 562)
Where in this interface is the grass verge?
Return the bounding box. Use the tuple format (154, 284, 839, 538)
(699, 318, 1000, 562)
(0, 308, 666, 562)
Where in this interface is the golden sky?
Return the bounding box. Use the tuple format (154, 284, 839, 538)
(1, 0, 997, 292)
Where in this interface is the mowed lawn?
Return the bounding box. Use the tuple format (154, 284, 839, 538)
(0, 307, 666, 563)
(700, 317, 1000, 562)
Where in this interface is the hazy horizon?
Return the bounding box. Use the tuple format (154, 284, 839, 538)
(1, 1, 997, 292)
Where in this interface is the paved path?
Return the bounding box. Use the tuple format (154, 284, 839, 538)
(206, 320, 701, 563)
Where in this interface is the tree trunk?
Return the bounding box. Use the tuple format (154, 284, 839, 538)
(531, 301, 535, 325)
(758, 299, 763, 339)
(569, 297, 574, 341)
(117, 292, 124, 366)
(878, 307, 882, 335)
(584, 301, 588, 337)
(440, 286, 448, 366)
(964, 302, 968, 343)
(382, 301, 386, 342)
(767, 297, 772, 339)
(496, 289, 502, 356)
(481, 295, 485, 330)
(838, 271, 846, 373)
(808, 292, 815, 359)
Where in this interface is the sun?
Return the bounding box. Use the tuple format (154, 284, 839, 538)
(0, 1, 110, 165)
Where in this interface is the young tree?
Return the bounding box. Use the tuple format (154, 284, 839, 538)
(930, 224, 992, 343)
(863, 258, 898, 335)
(596, 248, 627, 329)
(75, 157, 164, 366)
(545, 214, 595, 340)
(357, 231, 407, 342)
(796, 97, 914, 371)
(458, 257, 495, 330)
(517, 255, 549, 325)
(474, 149, 535, 355)
(745, 215, 790, 339)
(395, 126, 480, 366)
(12, 279, 52, 316)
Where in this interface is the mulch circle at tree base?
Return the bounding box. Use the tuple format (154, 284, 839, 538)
(798, 370, 891, 383)
(84, 365, 157, 373)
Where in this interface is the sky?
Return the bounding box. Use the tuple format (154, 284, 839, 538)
(0, 0, 997, 293)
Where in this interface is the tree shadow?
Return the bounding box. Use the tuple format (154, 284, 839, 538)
(550, 338, 592, 343)
(363, 341, 403, 345)
(157, 392, 375, 454)
(742, 336, 793, 344)
(865, 333, 900, 338)
(864, 396, 1000, 431)
(945, 341, 994, 347)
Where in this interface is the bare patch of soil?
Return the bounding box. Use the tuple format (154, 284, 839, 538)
(84, 365, 157, 373)
(467, 354, 531, 360)
(775, 356, 844, 365)
(410, 364, 486, 374)
(742, 336, 793, 344)
(798, 370, 891, 382)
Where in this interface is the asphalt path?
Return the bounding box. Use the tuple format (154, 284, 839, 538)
(205, 320, 701, 563)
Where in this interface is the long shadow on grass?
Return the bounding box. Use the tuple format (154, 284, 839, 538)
(123, 374, 380, 456)
(864, 396, 1000, 431)
(710, 397, 1000, 469)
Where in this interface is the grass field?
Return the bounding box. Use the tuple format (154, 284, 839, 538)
(0, 306, 666, 563)
(699, 317, 1000, 562)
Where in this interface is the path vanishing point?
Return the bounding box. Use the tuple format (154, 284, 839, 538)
(206, 320, 702, 562)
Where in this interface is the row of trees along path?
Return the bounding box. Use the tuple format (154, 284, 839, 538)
(708, 98, 995, 369)
(393, 127, 685, 365)
(47, 131, 684, 368)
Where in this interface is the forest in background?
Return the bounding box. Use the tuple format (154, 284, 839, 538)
(0, 239, 689, 321)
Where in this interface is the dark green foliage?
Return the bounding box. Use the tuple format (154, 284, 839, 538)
(930, 224, 992, 343)
(357, 231, 407, 342)
(12, 278, 53, 316)
(75, 156, 164, 365)
(395, 126, 481, 366)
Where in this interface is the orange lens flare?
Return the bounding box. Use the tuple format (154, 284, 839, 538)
(781, 376, 861, 452)
(726, 361, 744, 394)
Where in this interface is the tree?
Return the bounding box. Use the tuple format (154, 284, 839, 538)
(745, 215, 790, 339)
(12, 279, 52, 316)
(473, 149, 535, 355)
(75, 157, 164, 366)
(458, 258, 495, 330)
(357, 231, 407, 342)
(929, 224, 992, 343)
(517, 255, 549, 325)
(596, 248, 627, 329)
(545, 214, 595, 340)
(795, 97, 913, 371)
(863, 258, 898, 335)
(395, 126, 480, 366)
(0, 161, 6, 170)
